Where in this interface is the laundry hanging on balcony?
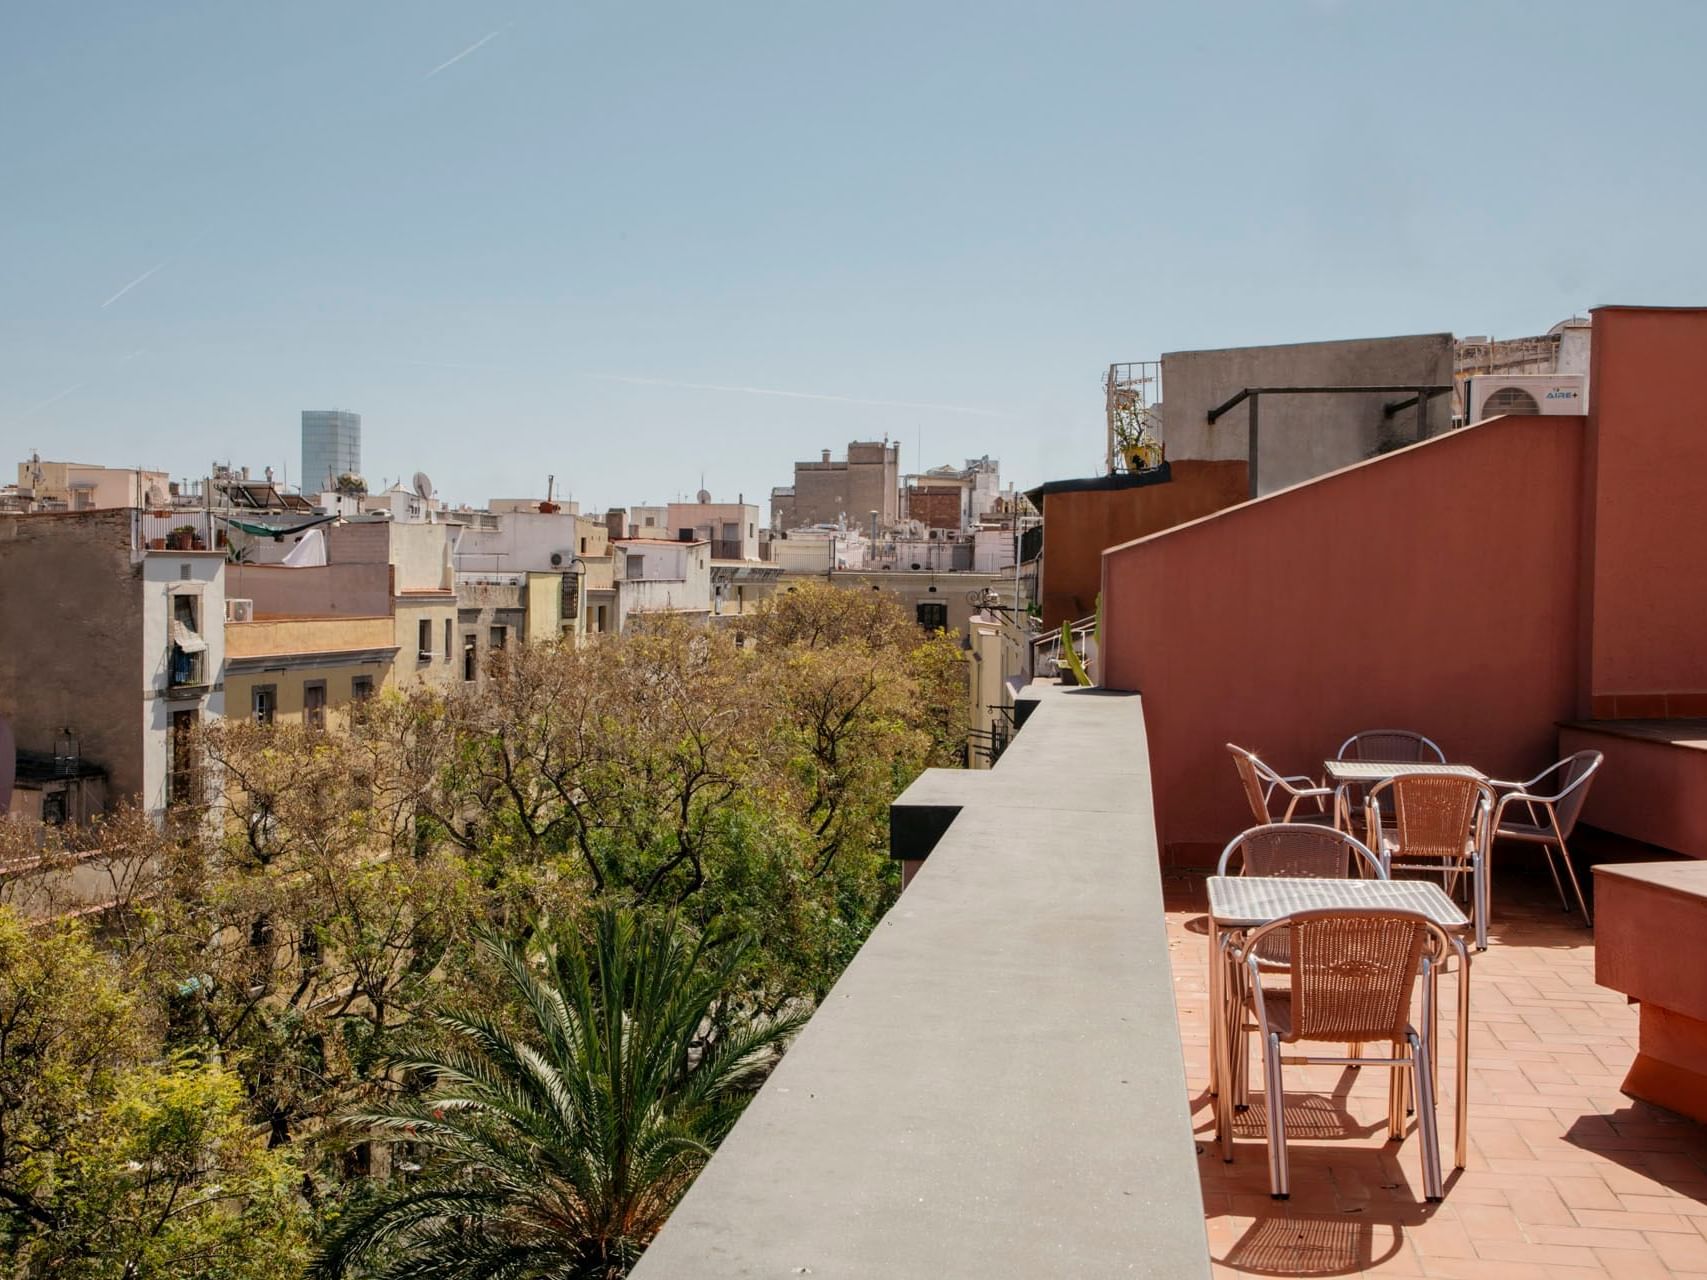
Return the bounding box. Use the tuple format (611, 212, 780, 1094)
(171, 620, 207, 653)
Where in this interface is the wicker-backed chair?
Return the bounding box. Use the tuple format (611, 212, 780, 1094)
(1335, 731, 1447, 824)
(1366, 773, 1495, 949)
(1337, 730, 1447, 764)
(1218, 824, 1386, 879)
(1490, 750, 1602, 928)
(1227, 744, 1335, 827)
(1234, 908, 1452, 1202)
(1218, 824, 1388, 1076)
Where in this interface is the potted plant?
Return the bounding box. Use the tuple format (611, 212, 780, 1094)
(168, 524, 198, 550)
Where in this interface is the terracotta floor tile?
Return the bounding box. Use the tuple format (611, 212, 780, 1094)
(1164, 870, 1707, 1276)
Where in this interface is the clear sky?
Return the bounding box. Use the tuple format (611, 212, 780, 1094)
(4, 1, 1704, 509)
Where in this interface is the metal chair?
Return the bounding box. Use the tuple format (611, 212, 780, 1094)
(1218, 824, 1386, 879)
(1489, 750, 1602, 928)
(1234, 908, 1452, 1201)
(1216, 825, 1388, 1099)
(1337, 730, 1447, 763)
(1366, 773, 1495, 949)
(1227, 744, 1335, 827)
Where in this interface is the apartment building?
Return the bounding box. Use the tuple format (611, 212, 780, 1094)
(0, 508, 226, 816)
(770, 440, 900, 532)
(611, 537, 712, 631)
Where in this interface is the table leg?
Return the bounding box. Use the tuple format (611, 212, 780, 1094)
(1208, 917, 1221, 1098)
(1455, 940, 1471, 1169)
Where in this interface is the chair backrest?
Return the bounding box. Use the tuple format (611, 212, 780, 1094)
(1550, 750, 1603, 838)
(1246, 908, 1443, 1042)
(1226, 743, 1274, 824)
(1338, 730, 1446, 764)
(1366, 772, 1491, 862)
(1218, 824, 1387, 879)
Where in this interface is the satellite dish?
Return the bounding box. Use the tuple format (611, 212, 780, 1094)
(696, 488, 711, 504)
(144, 484, 167, 506)
(412, 471, 433, 499)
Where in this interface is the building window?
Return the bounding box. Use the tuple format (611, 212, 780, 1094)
(917, 602, 948, 631)
(463, 636, 478, 682)
(169, 709, 199, 808)
(626, 554, 645, 580)
(418, 618, 432, 659)
(579, 537, 587, 553)
(253, 685, 277, 725)
(444, 618, 453, 660)
(41, 790, 67, 826)
(352, 675, 374, 702)
(303, 681, 327, 731)
(489, 625, 506, 651)
(169, 594, 206, 686)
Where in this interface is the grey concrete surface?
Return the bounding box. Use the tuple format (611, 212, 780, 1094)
(632, 685, 1209, 1279)
(1162, 333, 1453, 495)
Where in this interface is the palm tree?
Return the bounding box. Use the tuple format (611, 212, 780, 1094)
(311, 909, 807, 1279)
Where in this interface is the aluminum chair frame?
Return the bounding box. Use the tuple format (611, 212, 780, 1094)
(1489, 750, 1602, 928)
(1365, 773, 1496, 950)
(1337, 730, 1447, 763)
(1227, 743, 1335, 826)
(1233, 907, 1454, 1202)
(1217, 823, 1387, 879)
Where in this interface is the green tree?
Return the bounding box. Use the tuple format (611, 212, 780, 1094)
(312, 910, 806, 1280)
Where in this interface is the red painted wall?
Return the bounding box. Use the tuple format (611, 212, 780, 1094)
(1101, 416, 1585, 863)
(1039, 461, 1247, 627)
(1583, 307, 1707, 718)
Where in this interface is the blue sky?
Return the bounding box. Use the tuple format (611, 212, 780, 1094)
(3, 1, 1704, 509)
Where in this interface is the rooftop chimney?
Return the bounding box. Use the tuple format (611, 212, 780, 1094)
(822, 449, 831, 463)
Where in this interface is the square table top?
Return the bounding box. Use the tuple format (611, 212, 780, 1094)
(1323, 759, 1488, 784)
(1206, 875, 1470, 930)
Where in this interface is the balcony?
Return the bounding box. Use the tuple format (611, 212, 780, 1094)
(633, 686, 1211, 1278)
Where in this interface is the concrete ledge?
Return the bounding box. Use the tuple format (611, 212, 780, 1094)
(1561, 722, 1707, 858)
(633, 685, 1208, 1279)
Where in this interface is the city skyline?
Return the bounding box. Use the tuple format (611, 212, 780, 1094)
(5, 1, 1706, 507)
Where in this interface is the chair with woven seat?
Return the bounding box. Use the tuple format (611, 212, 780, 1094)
(1217, 824, 1388, 1089)
(1489, 750, 1602, 928)
(1233, 907, 1453, 1202)
(1227, 744, 1335, 827)
(1365, 772, 1495, 949)
(1337, 730, 1446, 764)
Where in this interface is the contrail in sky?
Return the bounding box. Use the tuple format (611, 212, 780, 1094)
(100, 261, 168, 309)
(586, 373, 1008, 418)
(424, 24, 511, 78)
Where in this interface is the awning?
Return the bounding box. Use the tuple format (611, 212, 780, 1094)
(171, 620, 207, 654)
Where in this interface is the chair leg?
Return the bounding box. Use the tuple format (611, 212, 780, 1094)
(1410, 1029, 1444, 1202)
(1537, 843, 1570, 911)
(1387, 1041, 1407, 1140)
(1263, 1031, 1289, 1200)
(1550, 815, 1593, 928)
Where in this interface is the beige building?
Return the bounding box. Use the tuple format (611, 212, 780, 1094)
(665, 497, 761, 561)
(325, 521, 460, 691)
(223, 561, 399, 726)
(770, 441, 900, 532)
(15, 457, 171, 511)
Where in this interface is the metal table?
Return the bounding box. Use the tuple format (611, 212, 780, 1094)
(1323, 760, 1487, 832)
(1206, 875, 1472, 1170)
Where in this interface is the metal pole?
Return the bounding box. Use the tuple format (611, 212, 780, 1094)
(1247, 393, 1260, 500)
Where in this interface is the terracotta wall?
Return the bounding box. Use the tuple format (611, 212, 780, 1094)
(1583, 307, 1707, 718)
(1039, 461, 1247, 627)
(1101, 416, 1585, 863)
(227, 562, 393, 618)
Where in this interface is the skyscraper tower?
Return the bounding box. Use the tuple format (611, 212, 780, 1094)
(300, 410, 361, 494)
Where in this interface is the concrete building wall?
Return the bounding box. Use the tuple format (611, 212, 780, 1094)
(1582, 306, 1707, 716)
(1100, 414, 1584, 864)
(1161, 333, 1453, 496)
(141, 551, 226, 814)
(15, 462, 168, 510)
(665, 502, 760, 560)
(780, 569, 1014, 641)
(224, 616, 396, 725)
(781, 442, 900, 529)
(227, 562, 393, 618)
(393, 596, 459, 688)
(1034, 460, 1249, 627)
(0, 510, 145, 805)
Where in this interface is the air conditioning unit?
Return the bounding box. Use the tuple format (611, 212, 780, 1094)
(1465, 374, 1585, 423)
(225, 598, 255, 623)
